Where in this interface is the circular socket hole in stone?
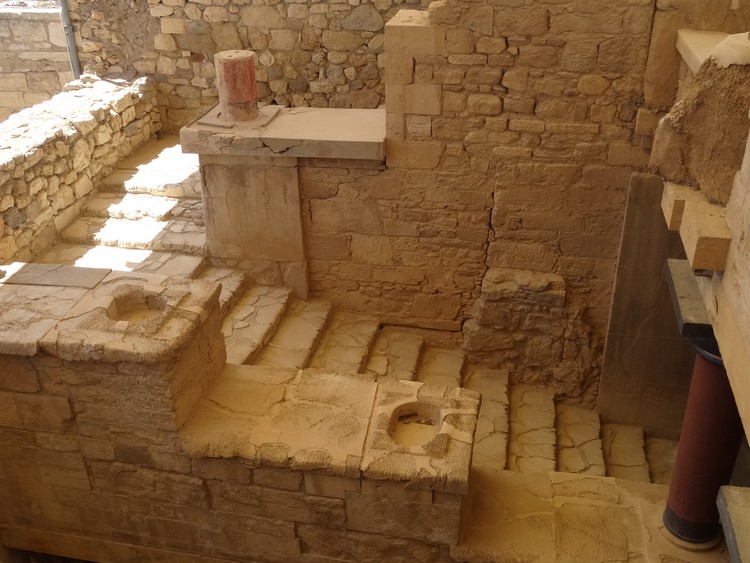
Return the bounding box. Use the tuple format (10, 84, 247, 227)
(388, 402, 440, 447)
(107, 290, 167, 323)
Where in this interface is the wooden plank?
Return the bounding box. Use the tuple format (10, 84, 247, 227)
(660, 181, 702, 231)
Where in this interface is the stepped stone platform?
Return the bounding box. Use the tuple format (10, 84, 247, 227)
(1, 135, 729, 563)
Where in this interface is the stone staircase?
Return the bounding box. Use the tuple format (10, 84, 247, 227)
(28, 136, 704, 562)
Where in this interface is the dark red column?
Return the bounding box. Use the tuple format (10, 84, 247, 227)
(663, 349, 744, 543)
(215, 50, 258, 121)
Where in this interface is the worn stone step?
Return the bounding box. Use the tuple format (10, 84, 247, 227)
(601, 424, 651, 483)
(82, 192, 202, 221)
(416, 346, 465, 388)
(645, 436, 679, 486)
(307, 310, 380, 373)
(222, 285, 294, 365)
(36, 242, 206, 278)
(463, 365, 509, 473)
(252, 297, 332, 369)
(61, 216, 206, 255)
(99, 136, 202, 199)
(507, 384, 556, 474)
(363, 327, 424, 381)
(556, 403, 606, 476)
(197, 267, 250, 316)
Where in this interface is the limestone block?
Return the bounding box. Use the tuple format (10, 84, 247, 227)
(253, 466, 304, 491)
(304, 472, 361, 498)
(346, 490, 461, 545)
(495, 7, 549, 36)
(360, 378, 479, 494)
(679, 195, 732, 272)
(385, 54, 414, 85)
(467, 94, 502, 116)
(385, 10, 446, 56)
(0, 356, 40, 393)
(386, 140, 443, 169)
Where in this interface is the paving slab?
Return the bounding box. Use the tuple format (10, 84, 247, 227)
(463, 365, 509, 473)
(363, 326, 423, 381)
(602, 424, 651, 483)
(222, 285, 293, 365)
(507, 384, 556, 474)
(645, 436, 678, 486)
(556, 403, 606, 476)
(253, 297, 332, 369)
(416, 346, 464, 388)
(198, 267, 249, 316)
(307, 310, 379, 373)
(82, 192, 200, 221)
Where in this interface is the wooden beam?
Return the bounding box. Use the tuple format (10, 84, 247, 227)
(679, 195, 732, 272)
(660, 181, 703, 231)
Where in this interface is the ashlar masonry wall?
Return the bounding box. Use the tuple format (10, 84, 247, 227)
(301, 2, 655, 402)
(0, 75, 162, 263)
(0, 8, 72, 121)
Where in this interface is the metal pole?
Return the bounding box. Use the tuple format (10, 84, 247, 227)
(60, 0, 81, 79)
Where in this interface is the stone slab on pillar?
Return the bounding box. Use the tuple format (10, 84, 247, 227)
(200, 154, 308, 298)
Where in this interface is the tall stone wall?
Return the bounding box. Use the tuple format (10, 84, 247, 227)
(68, 0, 411, 129)
(299, 2, 656, 403)
(0, 8, 72, 121)
(0, 75, 161, 263)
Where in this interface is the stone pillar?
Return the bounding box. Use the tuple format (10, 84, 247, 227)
(215, 50, 258, 121)
(663, 347, 744, 544)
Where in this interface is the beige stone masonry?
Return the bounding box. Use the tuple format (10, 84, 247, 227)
(601, 424, 651, 483)
(507, 384, 556, 474)
(679, 195, 732, 272)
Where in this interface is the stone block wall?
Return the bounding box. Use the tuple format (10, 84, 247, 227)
(0, 8, 72, 121)
(67, 0, 412, 129)
(0, 75, 161, 263)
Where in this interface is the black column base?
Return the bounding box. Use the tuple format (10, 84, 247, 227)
(663, 503, 721, 544)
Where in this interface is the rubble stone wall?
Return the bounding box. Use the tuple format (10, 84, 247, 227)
(0, 76, 162, 263)
(0, 9, 72, 121)
(68, 0, 412, 130)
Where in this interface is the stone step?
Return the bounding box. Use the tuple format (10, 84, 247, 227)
(463, 365, 509, 473)
(252, 297, 333, 369)
(98, 136, 202, 199)
(61, 216, 206, 255)
(196, 267, 250, 316)
(415, 346, 465, 388)
(507, 384, 556, 474)
(363, 327, 423, 381)
(556, 403, 606, 476)
(82, 192, 202, 221)
(601, 424, 651, 483)
(645, 436, 679, 486)
(222, 285, 294, 365)
(307, 310, 380, 373)
(36, 242, 206, 278)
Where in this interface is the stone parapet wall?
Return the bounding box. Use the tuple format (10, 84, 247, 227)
(0, 75, 161, 263)
(0, 8, 72, 121)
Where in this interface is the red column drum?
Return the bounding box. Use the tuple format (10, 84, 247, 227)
(215, 50, 258, 121)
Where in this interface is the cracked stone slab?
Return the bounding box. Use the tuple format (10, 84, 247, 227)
(363, 327, 423, 381)
(463, 365, 509, 473)
(253, 297, 332, 369)
(645, 437, 678, 486)
(556, 403, 606, 476)
(180, 365, 378, 477)
(222, 285, 293, 365)
(416, 347, 465, 389)
(308, 310, 380, 374)
(37, 243, 205, 278)
(507, 384, 556, 474)
(1, 262, 110, 289)
(61, 216, 206, 255)
(360, 378, 480, 494)
(602, 424, 651, 483)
